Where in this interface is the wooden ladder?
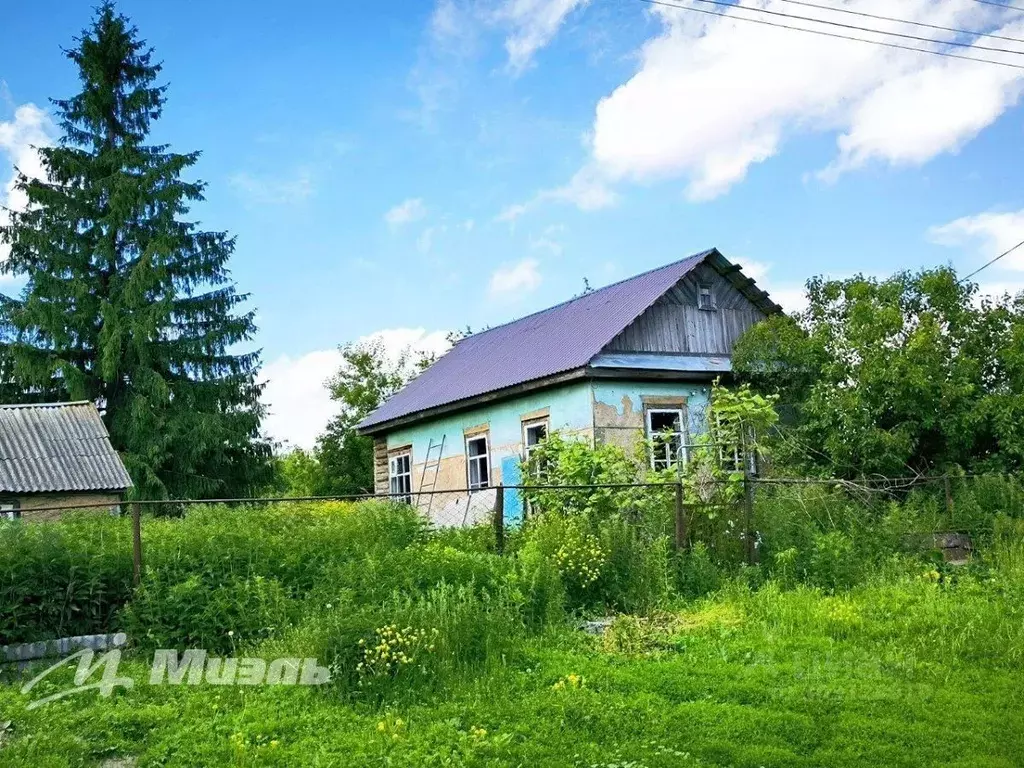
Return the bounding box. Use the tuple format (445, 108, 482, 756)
(417, 435, 445, 514)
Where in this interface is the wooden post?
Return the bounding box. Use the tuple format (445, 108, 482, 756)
(131, 502, 143, 586)
(493, 483, 505, 555)
(674, 482, 686, 552)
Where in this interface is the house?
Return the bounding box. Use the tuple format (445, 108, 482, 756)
(356, 248, 780, 525)
(0, 401, 133, 521)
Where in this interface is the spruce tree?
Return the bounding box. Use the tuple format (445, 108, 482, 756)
(0, 4, 270, 498)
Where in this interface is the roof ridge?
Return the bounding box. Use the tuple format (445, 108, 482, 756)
(456, 248, 717, 343)
(0, 400, 94, 409)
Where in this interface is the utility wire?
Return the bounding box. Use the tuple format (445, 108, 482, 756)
(682, 0, 1024, 57)
(779, 0, 1024, 46)
(637, 0, 1024, 71)
(971, 0, 1024, 12)
(959, 239, 1024, 282)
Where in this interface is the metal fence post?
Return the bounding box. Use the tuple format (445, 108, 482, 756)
(674, 481, 686, 552)
(493, 483, 505, 554)
(944, 475, 954, 523)
(742, 431, 756, 566)
(131, 502, 143, 586)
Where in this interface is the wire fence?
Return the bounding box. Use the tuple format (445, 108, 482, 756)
(11, 471, 1024, 586)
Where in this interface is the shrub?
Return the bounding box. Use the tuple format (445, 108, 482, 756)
(123, 573, 295, 652)
(0, 514, 134, 644)
(675, 542, 725, 599)
(806, 530, 858, 592)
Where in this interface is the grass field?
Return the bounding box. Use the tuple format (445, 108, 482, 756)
(2, 570, 1022, 768)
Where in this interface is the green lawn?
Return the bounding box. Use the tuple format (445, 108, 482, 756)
(2, 578, 1022, 768)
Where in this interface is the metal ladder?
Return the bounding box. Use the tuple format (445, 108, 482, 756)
(417, 435, 445, 514)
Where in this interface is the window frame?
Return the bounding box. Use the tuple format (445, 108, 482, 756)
(388, 450, 413, 504)
(522, 418, 549, 477)
(645, 407, 688, 471)
(465, 434, 491, 491)
(697, 283, 716, 311)
(0, 499, 21, 521)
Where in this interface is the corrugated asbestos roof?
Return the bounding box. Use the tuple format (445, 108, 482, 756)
(0, 401, 133, 493)
(358, 249, 724, 432)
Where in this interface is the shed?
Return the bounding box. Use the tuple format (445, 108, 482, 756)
(0, 401, 133, 520)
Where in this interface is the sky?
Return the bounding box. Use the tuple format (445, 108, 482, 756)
(2, 0, 1023, 450)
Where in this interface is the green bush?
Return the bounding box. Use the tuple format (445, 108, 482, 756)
(675, 542, 725, 599)
(0, 514, 134, 643)
(123, 573, 294, 652)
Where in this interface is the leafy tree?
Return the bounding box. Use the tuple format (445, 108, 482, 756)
(0, 4, 269, 497)
(308, 340, 427, 496)
(733, 267, 1024, 477)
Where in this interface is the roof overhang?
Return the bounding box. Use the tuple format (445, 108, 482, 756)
(358, 357, 733, 436)
(356, 368, 591, 436)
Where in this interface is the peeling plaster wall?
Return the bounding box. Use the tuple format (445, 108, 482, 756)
(592, 380, 712, 455)
(384, 381, 594, 517)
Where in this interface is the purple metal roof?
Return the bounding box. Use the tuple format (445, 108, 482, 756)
(357, 249, 716, 432)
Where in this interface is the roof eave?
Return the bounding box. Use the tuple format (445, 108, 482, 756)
(356, 367, 590, 436)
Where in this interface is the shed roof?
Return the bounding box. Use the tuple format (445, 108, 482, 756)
(0, 401, 133, 494)
(357, 248, 778, 433)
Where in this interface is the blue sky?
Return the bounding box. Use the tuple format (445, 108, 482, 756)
(2, 0, 1023, 447)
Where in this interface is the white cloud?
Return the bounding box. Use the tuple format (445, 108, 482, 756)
(417, 224, 447, 253)
(229, 169, 313, 205)
(385, 197, 428, 227)
(496, 166, 616, 223)
(489, 257, 542, 296)
(543, 165, 617, 210)
(530, 235, 562, 256)
(496, 202, 530, 223)
(494, 0, 592, 73)
(0, 103, 55, 266)
(729, 258, 807, 314)
(929, 209, 1024, 271)
(559, 1, 1024, 204)
(261, 328, 451, 450)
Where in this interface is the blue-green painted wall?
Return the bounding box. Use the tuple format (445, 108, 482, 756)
(385, 377, 713, 523)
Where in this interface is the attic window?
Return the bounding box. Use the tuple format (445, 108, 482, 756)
(698, 284, 716, 311)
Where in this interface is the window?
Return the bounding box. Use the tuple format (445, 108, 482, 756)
(389, 452, 412, 504)
(0, 500, 20, 521)
(646, 409, 687, 471)
(719, 425, 757, 475)
(523, 419, 549, 476)
(466, 435, 490, 490)
(698, 284, 716, 310)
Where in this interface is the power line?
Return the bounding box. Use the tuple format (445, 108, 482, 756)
(683, 0, 1024, 57)
(971, 0, 1024, 12)
(636, 0, 1024, 71)
(779, 0, 1024, 46)
(959, 239, 1024, 282)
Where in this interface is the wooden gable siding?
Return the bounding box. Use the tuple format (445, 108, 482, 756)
(604, 263, 766, 355)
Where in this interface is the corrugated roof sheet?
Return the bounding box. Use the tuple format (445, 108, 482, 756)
(358, 249, 717, 432)
(0, 401, 133, 493)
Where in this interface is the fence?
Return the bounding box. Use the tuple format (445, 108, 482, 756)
(13, 470, 1021, 588)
